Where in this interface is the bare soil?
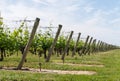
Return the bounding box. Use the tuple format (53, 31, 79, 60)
(55, 63, 104, 67)
(0, 66, 96, 75)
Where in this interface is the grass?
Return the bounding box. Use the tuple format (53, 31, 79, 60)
(0, 49, 120, 81)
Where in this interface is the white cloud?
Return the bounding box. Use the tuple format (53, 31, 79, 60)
(65, 4, 80, 12)
(32, 0, 48, 5)
(32, 0, 58, 6)
(84, 6, 94, 13)
(1, 0, 120, 45)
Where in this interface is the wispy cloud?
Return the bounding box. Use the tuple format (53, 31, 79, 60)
(32, 0, 59, 6)
(1, 0, 120, 45)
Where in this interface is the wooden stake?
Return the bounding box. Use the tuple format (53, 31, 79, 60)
(72, 33, 81, 57)
(17, 18, 40, 70)
(80, 35, 90, 55)
(46, 25, 62, 62)
(86, 37, 93, 55)
(61, 31, 74, 63)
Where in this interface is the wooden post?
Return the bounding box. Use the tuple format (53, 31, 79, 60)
(99, 41, 103, 51)
(72, 33, 81, 57)
(86, 37, 93, 55)
(90, 39, 96, 53)
(39, 63, 42, 71)
(46, 25, 62, 62)
(103, 42, 105, 51)
(101, 42, 104, 51)
(96, 40, 100, 52)
(101, 42, 103, 51)
(80, 35, 90, 55)
(104, 43, 107, 51)
(61, 31, 74, 63)
(106, 43, 109, 51)
(107, 44, 109, 50)
(17, 18, 40, 70)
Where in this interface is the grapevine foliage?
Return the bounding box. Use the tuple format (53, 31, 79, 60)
(0, 21, 84, 61)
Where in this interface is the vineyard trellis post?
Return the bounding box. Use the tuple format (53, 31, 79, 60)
(72, 33, 81, 57)
(104, 43, 107, 51)
(84, 37, 93, 55)
(86, 37, 93, 55)
(101, 42, 104, 51)
(61, 31, 74, 63)
(102, 42, 105, 51)
(46, 25, 62, 62)
(96, 40, 100, 52)
(91, 39, 96, 53)
(80, 35, 90, 56)
(17, 18, 40, 70)
(99, 41, 103, 52)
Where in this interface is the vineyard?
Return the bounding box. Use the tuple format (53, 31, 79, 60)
(0, 18, 120, 81)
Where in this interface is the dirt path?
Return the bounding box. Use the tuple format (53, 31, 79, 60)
(0, 67, 96, 75)
(55, 63, 104, 67)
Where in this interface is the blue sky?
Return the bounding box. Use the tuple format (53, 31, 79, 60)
(1, 0, 120, 45)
